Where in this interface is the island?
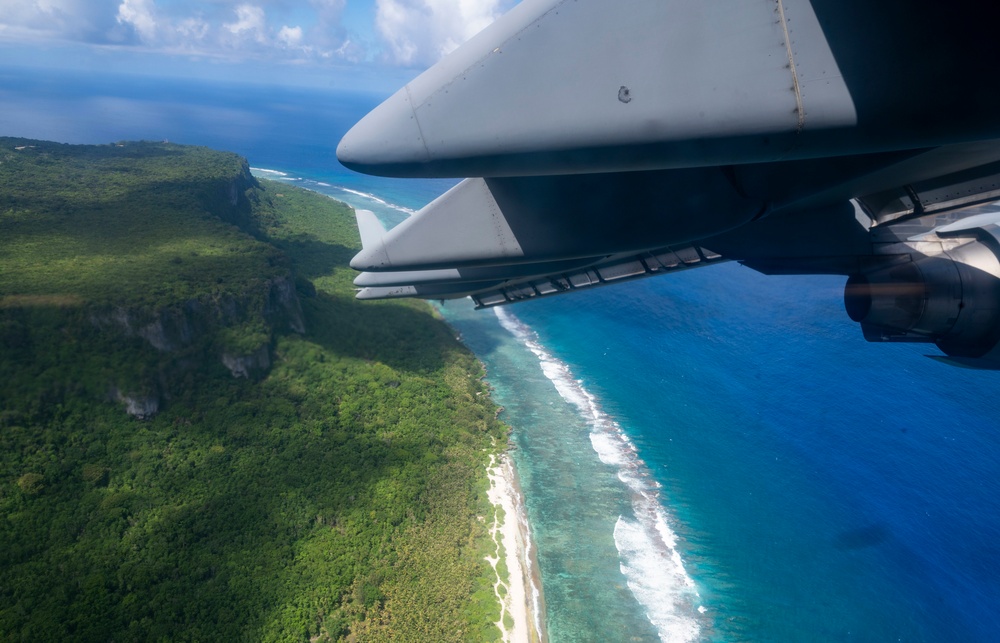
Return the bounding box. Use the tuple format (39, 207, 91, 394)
(0, 138, 532, 641)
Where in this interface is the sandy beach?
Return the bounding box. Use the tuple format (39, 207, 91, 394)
(486, 453, 546, 643)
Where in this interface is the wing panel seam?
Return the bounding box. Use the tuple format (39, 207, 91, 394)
(776, 0, 805, 135)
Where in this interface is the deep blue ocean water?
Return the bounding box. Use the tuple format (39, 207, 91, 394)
(4, 67, 1000, 642)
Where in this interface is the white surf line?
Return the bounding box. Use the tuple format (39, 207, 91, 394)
(249, 168, 418, 221)
(493, 307, 704, 643)
(250, 168, 301, 181)
(249, 166, 288, 176)
(336, 187, 417, 215)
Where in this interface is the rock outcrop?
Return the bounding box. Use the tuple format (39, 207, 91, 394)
(113, 388, 161, 419)
(83, 160, 306, 416)
(222, 343, 272, 378)
(90, 274, 305, 356)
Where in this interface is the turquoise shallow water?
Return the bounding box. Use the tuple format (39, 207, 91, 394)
(6, 69, 1000, 641)
(440, 301, 701, 642)
(506, 268, 1000, 642)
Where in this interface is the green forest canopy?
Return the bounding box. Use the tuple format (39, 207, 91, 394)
(0, 139, 509, 641)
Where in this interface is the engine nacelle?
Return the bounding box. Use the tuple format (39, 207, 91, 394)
(844, 235, 1000, 360)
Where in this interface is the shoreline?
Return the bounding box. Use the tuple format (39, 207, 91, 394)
(486, 452, 547, 643)
(250, 169, 547, 640)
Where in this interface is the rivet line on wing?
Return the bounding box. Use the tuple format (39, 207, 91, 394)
(404, 83, 432, 161)
(776, 0, 805, 135)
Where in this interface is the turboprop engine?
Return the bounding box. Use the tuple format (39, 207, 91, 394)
(845, 223, 1000, 363)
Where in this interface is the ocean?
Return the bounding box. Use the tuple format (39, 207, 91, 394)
(4, 66, 1000, 642)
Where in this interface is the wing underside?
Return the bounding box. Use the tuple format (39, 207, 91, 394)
(340, 0, 1000, 366)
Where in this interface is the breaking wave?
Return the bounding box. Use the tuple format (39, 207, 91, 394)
(249, 167, 287, 177)
(336, 187, 416, 215)
(494, 306, 704, 642)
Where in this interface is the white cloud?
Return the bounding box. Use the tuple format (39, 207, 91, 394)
(1, 0, 119, 43)
(0, 0, 512, 71)
(176, 17, 209, 42)
(333, 38, 365, 63)
(114, 0, 214, 50)
(116, 0, 158, 42)
(278, 25, 303, 48)
(375, 0, 504, 66)
(224, 4, 269, 45)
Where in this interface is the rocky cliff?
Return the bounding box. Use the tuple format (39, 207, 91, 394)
(0, 138, 309, 418)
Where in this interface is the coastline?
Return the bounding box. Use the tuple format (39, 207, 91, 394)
(250, 169, 543, 640)
(8, 69, 991, 641)
(486, 452, 547, 643)
(255, 167, 698, 640)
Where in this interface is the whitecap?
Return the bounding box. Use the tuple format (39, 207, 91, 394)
(615, 516, 701, 643)
(249, 166, 288, 177)
(494, 306, 705, 642)
(589, 431, 630, 467)
(337, 187, 416, 215)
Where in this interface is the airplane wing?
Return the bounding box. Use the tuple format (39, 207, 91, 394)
(338, 0, 1000, 367)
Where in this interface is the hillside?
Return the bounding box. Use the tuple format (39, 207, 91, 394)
(0, 138, 508, 641)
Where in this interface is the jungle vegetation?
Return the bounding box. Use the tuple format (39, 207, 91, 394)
(0, 138, 508, 641)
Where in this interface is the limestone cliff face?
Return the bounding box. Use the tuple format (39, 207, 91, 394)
(112, 389, 161, 419)
(1, 143, 310, 420)
(215, 160, 263, 232)
(221, 344, 272, 378)
(93, 274, 304, 417)
(265, 274, 306, 334)
(92, 273, 304, 354)
(94, 275, 302, 342)
(87, 160, 306, 417)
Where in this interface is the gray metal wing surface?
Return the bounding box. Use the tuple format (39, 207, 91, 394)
(339, 0, 1000, 367)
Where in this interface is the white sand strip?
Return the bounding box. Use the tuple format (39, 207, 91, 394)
(486, 453, 543, 643)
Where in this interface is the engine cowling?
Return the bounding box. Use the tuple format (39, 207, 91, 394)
(844, 234, 1000, 360)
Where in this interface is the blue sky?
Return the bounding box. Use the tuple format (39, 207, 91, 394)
(0, 0, 517, 91)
